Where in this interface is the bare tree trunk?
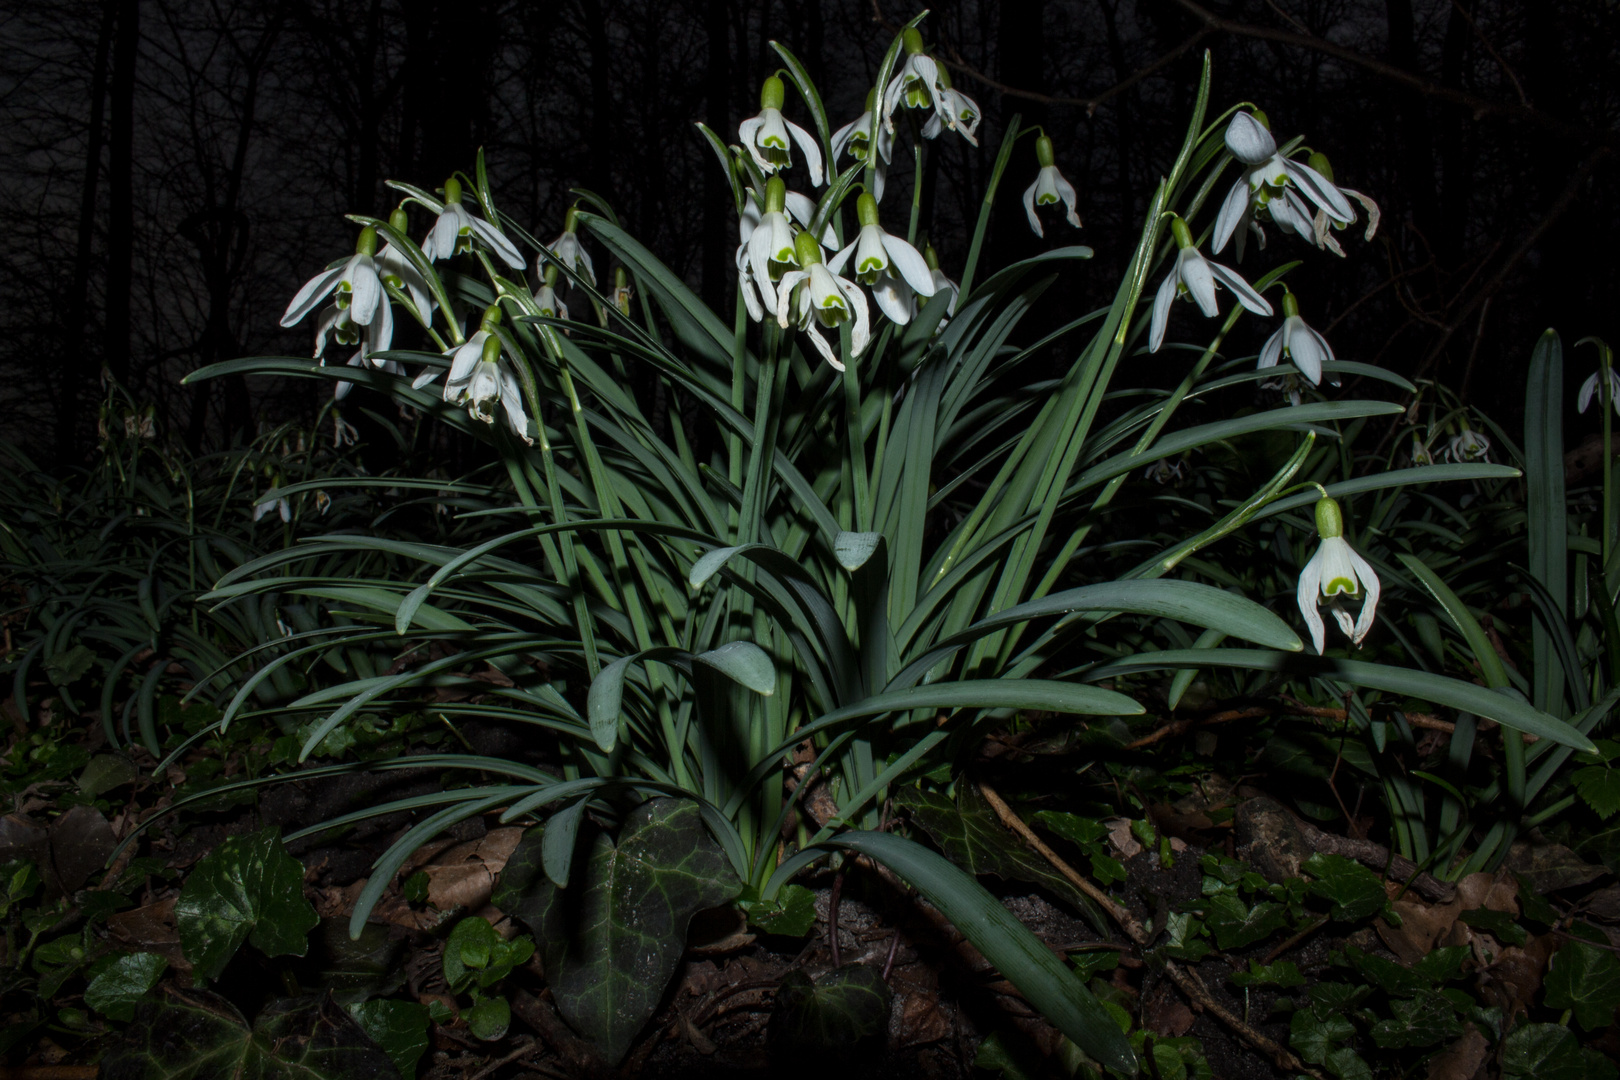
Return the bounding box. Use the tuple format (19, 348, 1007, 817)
(103, 0, 139, 391)
(58, 0, 117, 460)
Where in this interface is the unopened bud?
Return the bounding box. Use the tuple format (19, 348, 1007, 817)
(1035, 135, 1055, 169)
(355, 226, 378, 257)
(760, 75, 785, 111)
(443, 177, 463, 204)
(389, 208, 410, 233)
(1314, 496, 1344, 539)
(794, 229, 824, 267)
(902, 27, 925, 55)
(856, 193, 881, 228)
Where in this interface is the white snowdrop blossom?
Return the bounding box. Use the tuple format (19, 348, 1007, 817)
(923, 244, 959, 320)
(740, 177, 830, 319)
(1409, 433, 1438, 466)
(828, 194, 935, 324)
(738, 76, 823, 186)
(920, 67, 980, 146)
(1022, 135, 1081, 238)
(1297, 496, 1381, 655)
(283, 226, 389, 339)
(1149, 216, 1274, 353)
(881, 29, 974, 143)
(253, 491, 290, 524)
(374, 208, 435, 322)
(441, 311, 532, 444)
(1580, 366, 1620, 417)
(1304, 152, 1381, 257)
(1261, 373, 1305, 407)
(421, 177, 525, 270)
(831, 90, 896, 201)
(1445, 425, 1491, 463)
(1258, 291, 1334, 385)
(776, 230, 870, 372)
(544, 208, 596, 290)
(1213, 112, 1354, 256)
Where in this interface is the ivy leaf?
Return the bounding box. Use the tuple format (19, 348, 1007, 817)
(44, 644, 95, 686)
(345, 1000, 429, 1079)
(441, 917, 533, 994)
(1574, 767, 1620, 819)
(742, 883, 818, 937)
(1324, 1046, 1372, 1080)
(1459, 907, 1527, 945)
(463, 996, 510, 1042)
(84, 953, 167, 1022)
(1309, 982, 1370, 1020)
(1369, 991, 1464, 1049)
(1543, 939, 1620, 1030)
(494, 798, 741, 1063)
(1230, 960, 1305, 988)
(1290, 1009, 1355, 1066)
(898, 787, 1108, 934)
(1344, 945, 1428, 996)
(1203, 894, 1287, 950)
(174, 827, 319, 982)
(1501, 1022, 1619, 1080)
(767, 966, 892, 1063)
(1303, 853, 1388, 921)
(100, 987, 400, 1080)
(1514, 873, 1560, 926)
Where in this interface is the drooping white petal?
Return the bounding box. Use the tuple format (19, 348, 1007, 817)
(1284, 158, 1355, 222)
(748, 226, 782, 315)
(1052, 172, 1081, 228)
(1347, 547, 1381, 645)
(830, 114, 865, 161)
(1022, 177, 1044, 238)
(424, 205, 465, 262)
(468, 216, 526, 270)
(1296, 546, 1328, 654)
(1225, 113, 1277, 164)
(345, 254, 381, 325)
(498, 365, 533, 444)
(853, 225, 890, 280)
(1581, 371, 1601, 413)
(411, 368, 441, 390)
(1149, 269, 1178, 353)
(1290, 321, 1332, 385)
(1178, 249, 1219, 317)
(871, 271, 914, 324)
(802, 322, 844, 370)
(1207, 261, 1273, 317)
(738, 116, 766, 167)
(786, 119, 824, 186)
(843, 276, 871, 358)
(1212, 181, 1250, 255)
(282, 266, 346, 327)
(827, 240, 856, 277)
(774, 270, 810, 327)
(369, 289, 395, 355)
(881, 232, 936, 296)
(445, 332, 487, 389)
(932, 269, 959, 317)
(1258, 328, 1285, 370)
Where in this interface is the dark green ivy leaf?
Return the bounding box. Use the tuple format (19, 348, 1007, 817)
(174, 826, 319, 982)
(1369, 991, 1464, 1049)
(1203, 894, 1287, 950)
(84, 952, 167, 1022)
(1229, 960, 1305, 988)
(1290, 1008, 1355, 1066)
(1501, 1022, 1619, 1080)
(1302, 853, 1388, 921)
(345, 1000, 429, 1079)
(742, 883, 819, 937)
(1543, 939, 1620, 1030)
(1574, 767, 1620, 819)
(493, 798, 741, 1064)
(100, 987, 401, 1080)
(767, 965, 892, 1064)
(1459, 907, 1527, 946)
(463, 996, 510, 1042)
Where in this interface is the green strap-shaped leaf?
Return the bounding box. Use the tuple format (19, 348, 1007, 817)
(826, 831, 1137, 1075)
(1525, 329, 1569, 717)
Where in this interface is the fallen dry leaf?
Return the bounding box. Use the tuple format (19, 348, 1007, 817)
(1454, 871, 1518, 915)
(1378, 898, 1457, 965)
(1480, 934, 1555, 1020)
(106, 896, 189, 972)
(1426, 1026, 1489, 1080)
(1505, 840, 1607, 892)
(1105, 818, 1143, 860)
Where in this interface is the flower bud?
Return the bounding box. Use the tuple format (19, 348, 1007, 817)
(1168, 215, 1195, 249)
(389, 208, 410, 233)
(1035, 135, 1055, 169)
(355, 226, 378, 257)
(902, 27, 925, 55)
(479, 304, 503, 333)
(763, 176, 788, 214)
(794, 229, 824, 267)
(1314, 496, 1344, 539)
(443, 177, 462, 204)
(856, 193, 881, 227)
(923, 242, 941, 271)
(760, 75, 785, 111)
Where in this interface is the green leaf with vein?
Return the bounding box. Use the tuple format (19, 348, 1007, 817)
(1543, 938, 1620, 1029)
(492, 798, 741, 1063)
(896, 787, 1108, 935)
(767, 966, 893, 1062)
(345, 1000, 429, 1079)
(1203, 894, 1286, 950)
(1501, 1023, 1618, 1080)
(84, 952, 167, 1022)
(1304, 855, 1389, 922)
(174, 826, 319, 982)
(100, 987, 401, 1080)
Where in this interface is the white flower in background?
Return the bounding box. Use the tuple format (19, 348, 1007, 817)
(828, 193, 935, 324)
(333, 349, 405, 402)
(1303, 153, 1381, 257)
(533, 276, 570, 323)
(1023, 135, 1081, 238)
(776, 230, 870, 371)
(440, 310, 532, 444)
(1445, 424, 1491, 463)
(740, 177, 828, 319)
(1213, 112, 1354, 256)
(920, 67, 980, 146)
(831, 91, 896, 201)
(921, 243, 959, 320)
(421, 177, 526, 270)
(375, 208, 436, 321)
(1261, 373, 1305, 407)
(738, 75, 823, 186)
(1145, 457, 1186, 484)
(283, 226, 388, 335)
(1409, 433, 1438, 466)
(544, 208, 596, 290)
(1258, 291, 1334, 385)
(1149, 216, 1273, 353)
(1580, 365, 1620, 417)
(1297, 495, 1380, 655)
(881, 29, 948, 135)
(607, 268, 633, 317)
(253, 492, 290, 524)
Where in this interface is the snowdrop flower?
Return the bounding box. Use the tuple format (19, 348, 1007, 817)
(607, 268, 633, 317)
(1023, 135, 1081, 238)
(920, 66, 980, 146)
(1409, 433, 1437, 466)
(1213, 112, 1354, 256)
(776, 230, 870, 371)
(740, 177, 806, 318)
(376, 208, 436, 321)
(1304, 153, 1381, 257)
(544, 208, 596, 290)
(421, 177, 525, 270)
(1261, 373, 1305, 407)
(1297, 495, 1380, 655)
(1445, 424, 1491, 462)
(1145, 457, 1186, 484)
(533, 265, 569, 323)
(253, 492, 290, 524)
(441, 308, 532, 444)
(922, 243, 959, 319)
(739, 75, 823, 186)
(829, 194, 935, 324)
(282, 226, 387, 335)
(831, 91, 895, 201)
(1258, 291, 1334, 385)
(1580, 365, 1620, 417)
(882, 30, 946, 135)
(1149, 216, 1274, 353)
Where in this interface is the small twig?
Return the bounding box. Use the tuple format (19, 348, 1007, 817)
(881, 928, 902, 981)
(467, 1037, 539, 1080)
(828, 868, 845, 969)
(1261, 915, 1329, 965)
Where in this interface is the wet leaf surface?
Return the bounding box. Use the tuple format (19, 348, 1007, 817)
(767, 964, 893, 1062)
(174, 826, 320, 981)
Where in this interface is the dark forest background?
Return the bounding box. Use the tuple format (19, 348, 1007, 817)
(2, 0, 1616, 461)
